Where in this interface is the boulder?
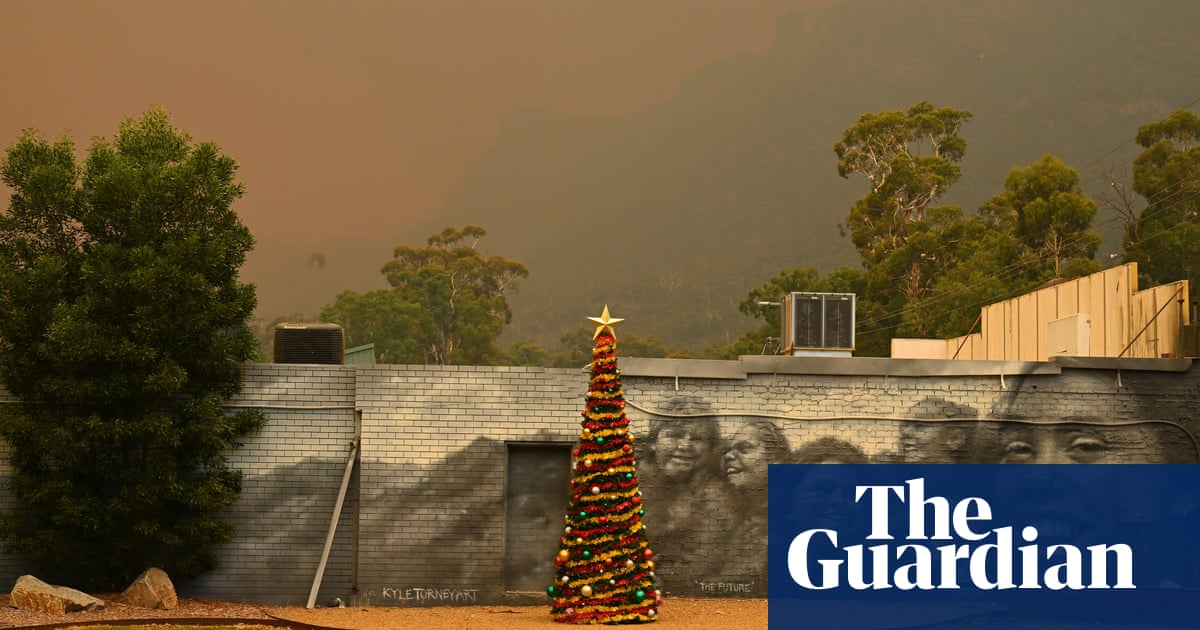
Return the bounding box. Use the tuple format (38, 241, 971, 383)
(121, 567, 178, 610)
(10, 575, 104, 615)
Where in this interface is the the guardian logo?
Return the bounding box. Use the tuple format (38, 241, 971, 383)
(768, 465, 1200, 628)
(787, 478, 1134, 591)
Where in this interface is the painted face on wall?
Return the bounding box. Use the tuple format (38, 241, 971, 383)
(791, 465, 861, 531)
(723, 424, 768, 489)
(997, 425, 1109, 464)
(991, 439, 1120, 546)
(653, 423, 715, 479)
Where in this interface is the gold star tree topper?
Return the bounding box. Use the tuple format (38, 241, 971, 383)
(588, 305, 625, 339)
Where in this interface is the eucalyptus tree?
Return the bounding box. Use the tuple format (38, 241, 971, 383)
(323, 225, 528, 365)
(834, 100, 973, 267)
(827, 101, 973, 354)
(980, 153, 1101, 280)
(1123, 109, 1200, 290)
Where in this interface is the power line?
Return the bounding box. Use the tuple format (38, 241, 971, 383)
(848, 102, 1200, 337)
(857, 177, 1200, 338)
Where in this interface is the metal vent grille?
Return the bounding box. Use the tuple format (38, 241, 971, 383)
(273, 322, 345, 364)
(781, 292, 856, 353)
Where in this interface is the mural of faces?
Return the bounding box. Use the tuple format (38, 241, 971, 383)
(997, 424, 1108, 464)
(647, 419, 722, 481)
(991, 422, 1196, 464)
(899, 395, 1199, 464)
(782, 438, 872, 538)
(722, 420, 790, 490)
(791, 464, 862, 532)
(792, 436, 869, 465)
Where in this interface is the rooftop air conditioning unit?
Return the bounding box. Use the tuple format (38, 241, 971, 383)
(273, 322, 345, 364)
(780, 292, 855, 356)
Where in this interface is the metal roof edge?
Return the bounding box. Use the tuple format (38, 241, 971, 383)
(737, 355, 1063, 377)
(617, 355, 1080, 379)
(617, 357, 747, 379)
(1050, 356, 1194, 372)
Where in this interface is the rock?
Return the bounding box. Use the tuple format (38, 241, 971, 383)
(10, 575, 105, 615)
(120, 567, 178, 610)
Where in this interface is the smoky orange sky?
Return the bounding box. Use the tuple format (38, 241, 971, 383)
(2, 0, 829, 248)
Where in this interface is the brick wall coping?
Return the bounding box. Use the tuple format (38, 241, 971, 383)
(617, 355, 1194, 380)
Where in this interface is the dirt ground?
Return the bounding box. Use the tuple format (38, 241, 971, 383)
(270, 597, 766, 629)
(0, 595, 767, 629)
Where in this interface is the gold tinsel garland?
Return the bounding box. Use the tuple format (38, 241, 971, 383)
(550, 317, 659, 624)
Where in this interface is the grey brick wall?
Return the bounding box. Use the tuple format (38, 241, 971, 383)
(352, 364, 583, 606)
(180, 363, 360, 605)
(0, 357, 1196, 605)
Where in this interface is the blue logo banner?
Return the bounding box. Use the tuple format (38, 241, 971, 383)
(768, 464, 1200, 629)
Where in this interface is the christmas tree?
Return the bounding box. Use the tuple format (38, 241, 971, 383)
(549, 306, 660, 624)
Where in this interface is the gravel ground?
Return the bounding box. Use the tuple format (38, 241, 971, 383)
(0, 594, 767, 629)
(0, 594, 273, 627)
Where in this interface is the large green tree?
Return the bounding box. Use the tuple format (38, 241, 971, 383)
(864, 205, 981, 340)
(825, 101, 973, 354)
(853, 155, 1100, 351)
(320, 289, 426, 363)
(834, 100, 972, 266)
(1123, 109, 1200, 290)
(322, 225, 528, 365)
(980, 153, 1101, 280)
(905, 215, 1021, 340)
(740, 105, 1108, 357)
(0, 108, 265, 589)
(891, 154, 1103, 344)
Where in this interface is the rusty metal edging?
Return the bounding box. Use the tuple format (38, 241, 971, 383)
(14, 613, 351, 630)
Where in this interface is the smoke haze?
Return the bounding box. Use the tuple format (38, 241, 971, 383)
(6, 1, 1198, 349)
(1, 0, 827, 323)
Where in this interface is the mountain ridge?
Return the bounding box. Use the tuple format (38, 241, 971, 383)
(255, 0, 1200, 350)
(428, 0, 1199, 347)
